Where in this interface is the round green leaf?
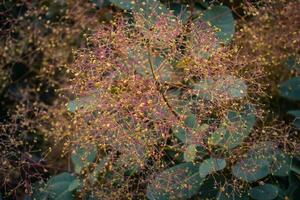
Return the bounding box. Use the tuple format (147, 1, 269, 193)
(184, 114, 197, 129)
(173, 126, 187, 143)
(184, 144, 198, 162)
(173, 122, 208, 145)
(203, 6, 235, 44)
(194, 76, 248, 101)
(32, 181, 48, 200)
(194, 78, 215, 101)
(71, 146, 97, 174)
(199, 158, 226, 178)
(209, 104, 256, 149)
(109, 0, 136, 10)
(249, 184, 279, 200)
(88, 157, 108, 184)
(232, 158, 270, 183)
(47, 172, 76, 186)
(46, 172, 80, 200)
(231, 143, 274, 182)
(219, 76, 247, 99)
(279, 77, 300, 101)
(146, 162, 204, 200)
(66, 90, 101, 113)
(271, 152, 292, 177)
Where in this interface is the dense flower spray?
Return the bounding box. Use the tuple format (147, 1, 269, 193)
(47, 6, 267, 198)
(16, 0, 300, 199)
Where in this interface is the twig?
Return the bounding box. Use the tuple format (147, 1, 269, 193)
(147, 48, 181, 120)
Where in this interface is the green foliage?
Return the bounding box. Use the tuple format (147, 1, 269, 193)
(183, 144, 198, 162)
(249, 184, 279, 200)
(279, 77, 300, 101)
(209, 104, 256, 149)
(284, 57, 300, 72)
(232, 157, 270, 183)
(109, 0, 170, 22)
(71, 146, 97, 174)
(173, 126, 187, 143)
(111, 0, 235, 47)
(31, 180, 48, 200)
(194, 75, 248, 101)
(198, 175, 225, 199)
(199, 158, 226, 178)
(202, 6, 235, 44)
(291, 156, 300, 175)
(88, 156, 108, 184)
(286, 173, 300, 200)
(133, 52, 174, 82)
(45, 0, 66, 21)
(173, 114, 209, 145)
(169, 3, 190, 22)
(110, 0, 143, 11)
(271, 152, 292, 177)
(280, 57, 300, 130)
(41, 1, 298, 199)
(287, 110, 300, 129)
(190, 5, 235, 59)
(194, 78, 215, 100)
(184, 144, 207, 162)
(146, 162, 204, 200)
(184, 114, 197, 129)
(232, 143, 294, 182)
(32, 172, 80, 200)
(67, 91, 101, 113)
(217, 185, 249, 200)
(199, 175, 249, 200)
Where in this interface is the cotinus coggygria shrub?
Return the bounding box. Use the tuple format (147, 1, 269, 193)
(32, 1, 300, 200)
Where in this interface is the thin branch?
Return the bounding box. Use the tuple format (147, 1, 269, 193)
(147, 48, 181, 120)
(147, 48, 215, 156)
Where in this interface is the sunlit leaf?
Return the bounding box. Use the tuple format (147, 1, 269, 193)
(66, 90, 101, 113)
(199, 158, 226, 178)
(184, 144, 198, 162)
